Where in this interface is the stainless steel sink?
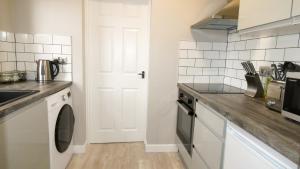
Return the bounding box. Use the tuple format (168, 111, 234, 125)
(0, 90, 39, 106)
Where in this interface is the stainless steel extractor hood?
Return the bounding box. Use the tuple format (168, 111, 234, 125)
(191, 0, 240, 30)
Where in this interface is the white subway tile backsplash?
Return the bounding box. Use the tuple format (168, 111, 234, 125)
(265, 49, 284, 61)
(179, 32, 300, 85)
(35, 54, 53, 61)
(235, 41, 246, 50)
(204, 51, 219, 59)
(0, 32, 7, 41)
(16, 43, 25, 52)
(227, 42, 235, 51)
(285, 48, 300, 62)
(203, 68, 219, 75)
(210, 76, 224, 83)
(211, 60, 225, 68)
(178, 67, 187, 75)
(17, 53, 35, 62)
(187, 67, 202, 75)
(197, 42, 212, 50)
(213, 43, 227, 50)
(15, 33, 33, 43)
(220, 51, 227, 59)
(188, 50, 202, 58)
(227, 51, 239, 59)
(276, 34, 299, 48)
(0, 42, 14, 52)
(25, 62, 37, 71)
(179, 41, 196, 49)
(25, 44, 43, 53)
(194, 76, 209, 83)
(219, 68, 225, 75)
(0, 32, 72, 81)
(44, 45, 62, 54)
(34, 34, 52, 44)
(62, 46, 72, 54)
(230, 78, 242, 88)
(238, 50, 251, 60)
(178, 76, 193, 83)
(2, 62, 16, 72)
(179, 59, 195, 67)
(53, 35, 72, 45)
(17, 62, 26, 71)
(178, 50, 188, 58)
(6, 32, 15, 42)
(0, 52, 7, 61)
(7, 53, 16, 61)
(195, 59, 211, 67)
(251, 50, 265, 60)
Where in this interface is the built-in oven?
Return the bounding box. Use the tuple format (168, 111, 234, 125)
(176, 89, 195, 155)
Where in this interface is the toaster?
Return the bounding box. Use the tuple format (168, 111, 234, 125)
(265, 80, 285, 112)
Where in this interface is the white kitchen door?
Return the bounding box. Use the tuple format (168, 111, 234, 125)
(87, 0, 150, 143)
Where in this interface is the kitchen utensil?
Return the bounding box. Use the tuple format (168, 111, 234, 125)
(241, 61, 264, 98)
(271, 64, 281, 80)
(36, 59, 60, 82)
(241, 62, 250, 74)
(265, 80, 285, 112)
(0, 71, 26, 83)
(247, 61, 256, 74)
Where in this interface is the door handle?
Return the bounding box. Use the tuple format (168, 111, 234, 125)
(138, 71, 145, 79)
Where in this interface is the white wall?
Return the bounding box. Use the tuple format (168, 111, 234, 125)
(8, 0, 86, 145)
(0, 0, 13, 31)
(147, 0, 227, 144)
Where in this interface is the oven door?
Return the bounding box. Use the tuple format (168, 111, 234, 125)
(176, 100, 194, 155)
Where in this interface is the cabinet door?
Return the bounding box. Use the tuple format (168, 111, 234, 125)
(191, 149, 209, 169)
(292, 0, 300, 17)
(193, 118, 223, 169)
(238, 0, 293, 30)
(223, 124, 298, 169)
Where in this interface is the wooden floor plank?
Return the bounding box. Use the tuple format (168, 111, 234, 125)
(66, 142, 185, 169)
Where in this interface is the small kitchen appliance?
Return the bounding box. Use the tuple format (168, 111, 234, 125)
(282, 72, 300, 122)
(265, 80, 285, 112)
(36, 59, 60, 82)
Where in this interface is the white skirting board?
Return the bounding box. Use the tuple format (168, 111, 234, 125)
(144, 141, 178, 152)
(73, 143, 87, 154)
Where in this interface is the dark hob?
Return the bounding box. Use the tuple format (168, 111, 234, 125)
(183, 83, 244, 94)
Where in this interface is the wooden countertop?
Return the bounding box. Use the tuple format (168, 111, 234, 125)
(178, 83, 300, 165)
(0, 81, 72, 120)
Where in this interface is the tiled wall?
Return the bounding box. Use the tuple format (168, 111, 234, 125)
(178, 41, 227, 83)
(225, 32, 300, 89)
(178, 31, 300, 89)
(0, 31, 72, 81)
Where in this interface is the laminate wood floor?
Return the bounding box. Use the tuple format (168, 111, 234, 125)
(66, 142, 185, 169)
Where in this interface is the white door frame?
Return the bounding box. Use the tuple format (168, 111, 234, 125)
(84, 0, 151, 144)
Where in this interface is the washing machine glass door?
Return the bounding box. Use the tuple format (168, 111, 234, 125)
(55, 104, 75, 153)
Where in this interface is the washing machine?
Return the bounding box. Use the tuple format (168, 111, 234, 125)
(47, 87, 75, 169)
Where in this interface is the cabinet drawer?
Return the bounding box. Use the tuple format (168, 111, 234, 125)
(193, 119, 223, 169)
(192, 149, 209, 169)
(196, 102, 225, 138)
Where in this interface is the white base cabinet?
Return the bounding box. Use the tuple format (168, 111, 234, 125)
(223, 122, 298, 169)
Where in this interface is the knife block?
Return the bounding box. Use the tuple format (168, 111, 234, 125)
(244, 74, 264, 98)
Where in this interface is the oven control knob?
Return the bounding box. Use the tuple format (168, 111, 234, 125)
(188, 99, 193, 104)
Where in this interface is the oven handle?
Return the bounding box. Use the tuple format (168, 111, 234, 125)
(177, 100, 194, 116)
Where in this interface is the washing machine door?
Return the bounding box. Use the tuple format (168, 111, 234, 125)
(55, 104, 75, 153)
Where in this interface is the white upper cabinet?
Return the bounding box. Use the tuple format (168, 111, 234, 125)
(238, 0, 293, 30)
(292, 0, 300, 17)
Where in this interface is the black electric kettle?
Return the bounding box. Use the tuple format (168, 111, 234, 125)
(36, 59, 60, 82)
